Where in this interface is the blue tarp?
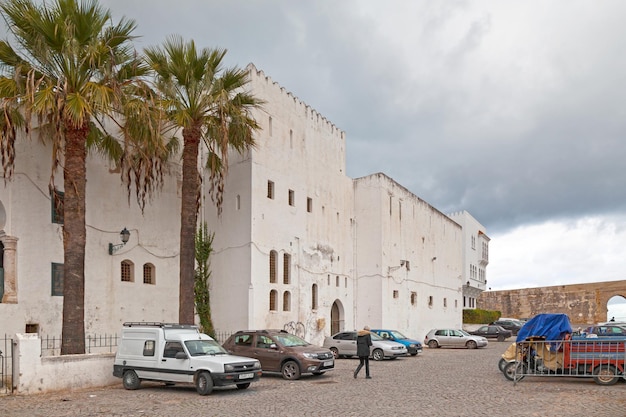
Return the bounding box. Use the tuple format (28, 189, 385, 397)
(516, 313, 573, 342)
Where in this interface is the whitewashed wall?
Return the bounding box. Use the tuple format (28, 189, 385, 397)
(354, 173, 464, 341)
(0, 131, 182, 338)
(204, 65, 355, 345)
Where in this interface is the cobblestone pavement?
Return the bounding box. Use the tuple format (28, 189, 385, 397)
(2, 341, 626, 417)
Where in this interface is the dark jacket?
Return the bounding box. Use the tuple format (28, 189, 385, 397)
(356, 330, 372, 357)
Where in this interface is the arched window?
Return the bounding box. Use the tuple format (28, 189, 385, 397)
(269, 250, 277, 283)
(283, 291, 291, 311)
(283, 253, 291, 284)
(269, 290, 278, 311)
(143, 263, 155, 285)
(311, 284, 318, 310)
(121, 260, 134, 282)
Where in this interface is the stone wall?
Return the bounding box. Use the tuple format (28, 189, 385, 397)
(478, 280, 626, 325)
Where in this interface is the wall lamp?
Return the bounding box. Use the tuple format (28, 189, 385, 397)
(109, 228, 130, 255)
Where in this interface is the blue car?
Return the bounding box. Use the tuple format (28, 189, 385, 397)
(370, 329, 423, 356)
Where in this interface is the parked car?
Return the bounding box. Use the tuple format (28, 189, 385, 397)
(423, 329, 488, 349)
(222, 330, 334, 380)
(582, 324, 626, 337)
(323, 331, 408, 360)
(113, 322, 262, 395)
(469, 325, 512, 342)
(490, 319, 523, 335)
(370, 329, 423, 355)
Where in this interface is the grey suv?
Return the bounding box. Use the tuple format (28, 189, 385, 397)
(222, 330, 334, 380)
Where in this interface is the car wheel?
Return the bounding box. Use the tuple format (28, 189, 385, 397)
(593, 365, 620, 386)
(195, 371, 214, 395)
(236, 383, 251, 390)
(122, 370, 141, 390)
(497, 335, 506, 342)
(428, 340, 439, 349)
(330, 347, 339, 359)
(372, 348, 384, 361)
(281, 360, 301, 380)
(503, 362, 526, 382)
(466, 340, 477, 349)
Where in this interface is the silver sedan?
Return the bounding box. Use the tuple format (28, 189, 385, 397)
(323, 331, 408, 360)
(424, 329, 488, 349)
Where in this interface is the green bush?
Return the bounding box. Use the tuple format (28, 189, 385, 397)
(463, 309, 500, 324)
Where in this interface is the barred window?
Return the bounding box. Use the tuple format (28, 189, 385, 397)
(143, 263, 155, 285)
(283, 253, 291, 284)
(269, 250, 277, 283)
(121, 260, 134, 282)
(269, 290, 278, 311)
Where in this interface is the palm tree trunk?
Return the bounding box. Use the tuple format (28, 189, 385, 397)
(61, 123, 88, 354)
(179, 126, 201, 324)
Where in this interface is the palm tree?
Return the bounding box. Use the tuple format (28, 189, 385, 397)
(144, 36, 262, 324)
(0, 0, 171, 354)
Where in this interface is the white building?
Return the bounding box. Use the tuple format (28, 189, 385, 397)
(448, 210, 490, 309)
(0, 64, 488, 345)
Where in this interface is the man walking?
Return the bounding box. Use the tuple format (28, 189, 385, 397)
(354, 326, 372, 379)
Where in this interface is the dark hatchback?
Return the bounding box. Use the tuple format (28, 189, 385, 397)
(469, 325, 512, 341)
(222, 329, 334, 380)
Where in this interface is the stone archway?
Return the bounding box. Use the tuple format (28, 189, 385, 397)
(330, 300, 345, 335)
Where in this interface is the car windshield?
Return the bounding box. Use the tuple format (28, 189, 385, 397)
(185, 340, 228, 356)
(390, 330, 407, 339)
(274, 333, 310, 347)
(370, 332, 384, 341)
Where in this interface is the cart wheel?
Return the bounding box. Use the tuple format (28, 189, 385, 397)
(503, 362, 526, 382)
(593, 365, 619, 386)
(498, 358, 509, 373)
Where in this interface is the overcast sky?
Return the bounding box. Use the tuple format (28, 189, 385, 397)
(5, 1, 626, 292)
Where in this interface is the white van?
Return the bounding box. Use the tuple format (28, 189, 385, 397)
(113, 322, 261, 395)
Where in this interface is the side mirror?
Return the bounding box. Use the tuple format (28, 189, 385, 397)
(175, 351, 188, 360)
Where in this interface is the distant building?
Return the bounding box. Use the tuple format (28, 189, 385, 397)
(448, 211, 490, 309)
(0, 64, 488, 344)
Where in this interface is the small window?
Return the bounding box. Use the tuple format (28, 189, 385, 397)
(393, 290, 399, 299)
(267, 181, 274, 199)
(269, 290, 278, 311)
(344, 277, 347, 288)
(283, 291, 291, 311)
(121, 260, 134, 282)
(268, 116, 273, 136)
(312, 284, 318, 310)
(269, 250, 277, 283)
(143, 263, 155, 285)
(443, 297, 447, 308)
(288, 189, 294, 206)
(410, 292, 417, 306)
(51, 262, 63, 296)
(307, 197, 312, 213)
(51, 189, 64, 224)
(283, 253, 291, 284)
(428, 296, 433, 307)
(236, 195, 241, 210)
(143, 340, 156, 356)
(327, 275, 330, 285)
(25, 324, 39, 333)
(335, 276, 339, 287)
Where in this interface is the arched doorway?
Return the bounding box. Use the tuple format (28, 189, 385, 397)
(607, 295, 626, 322)
(330, 300, 344, 335)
